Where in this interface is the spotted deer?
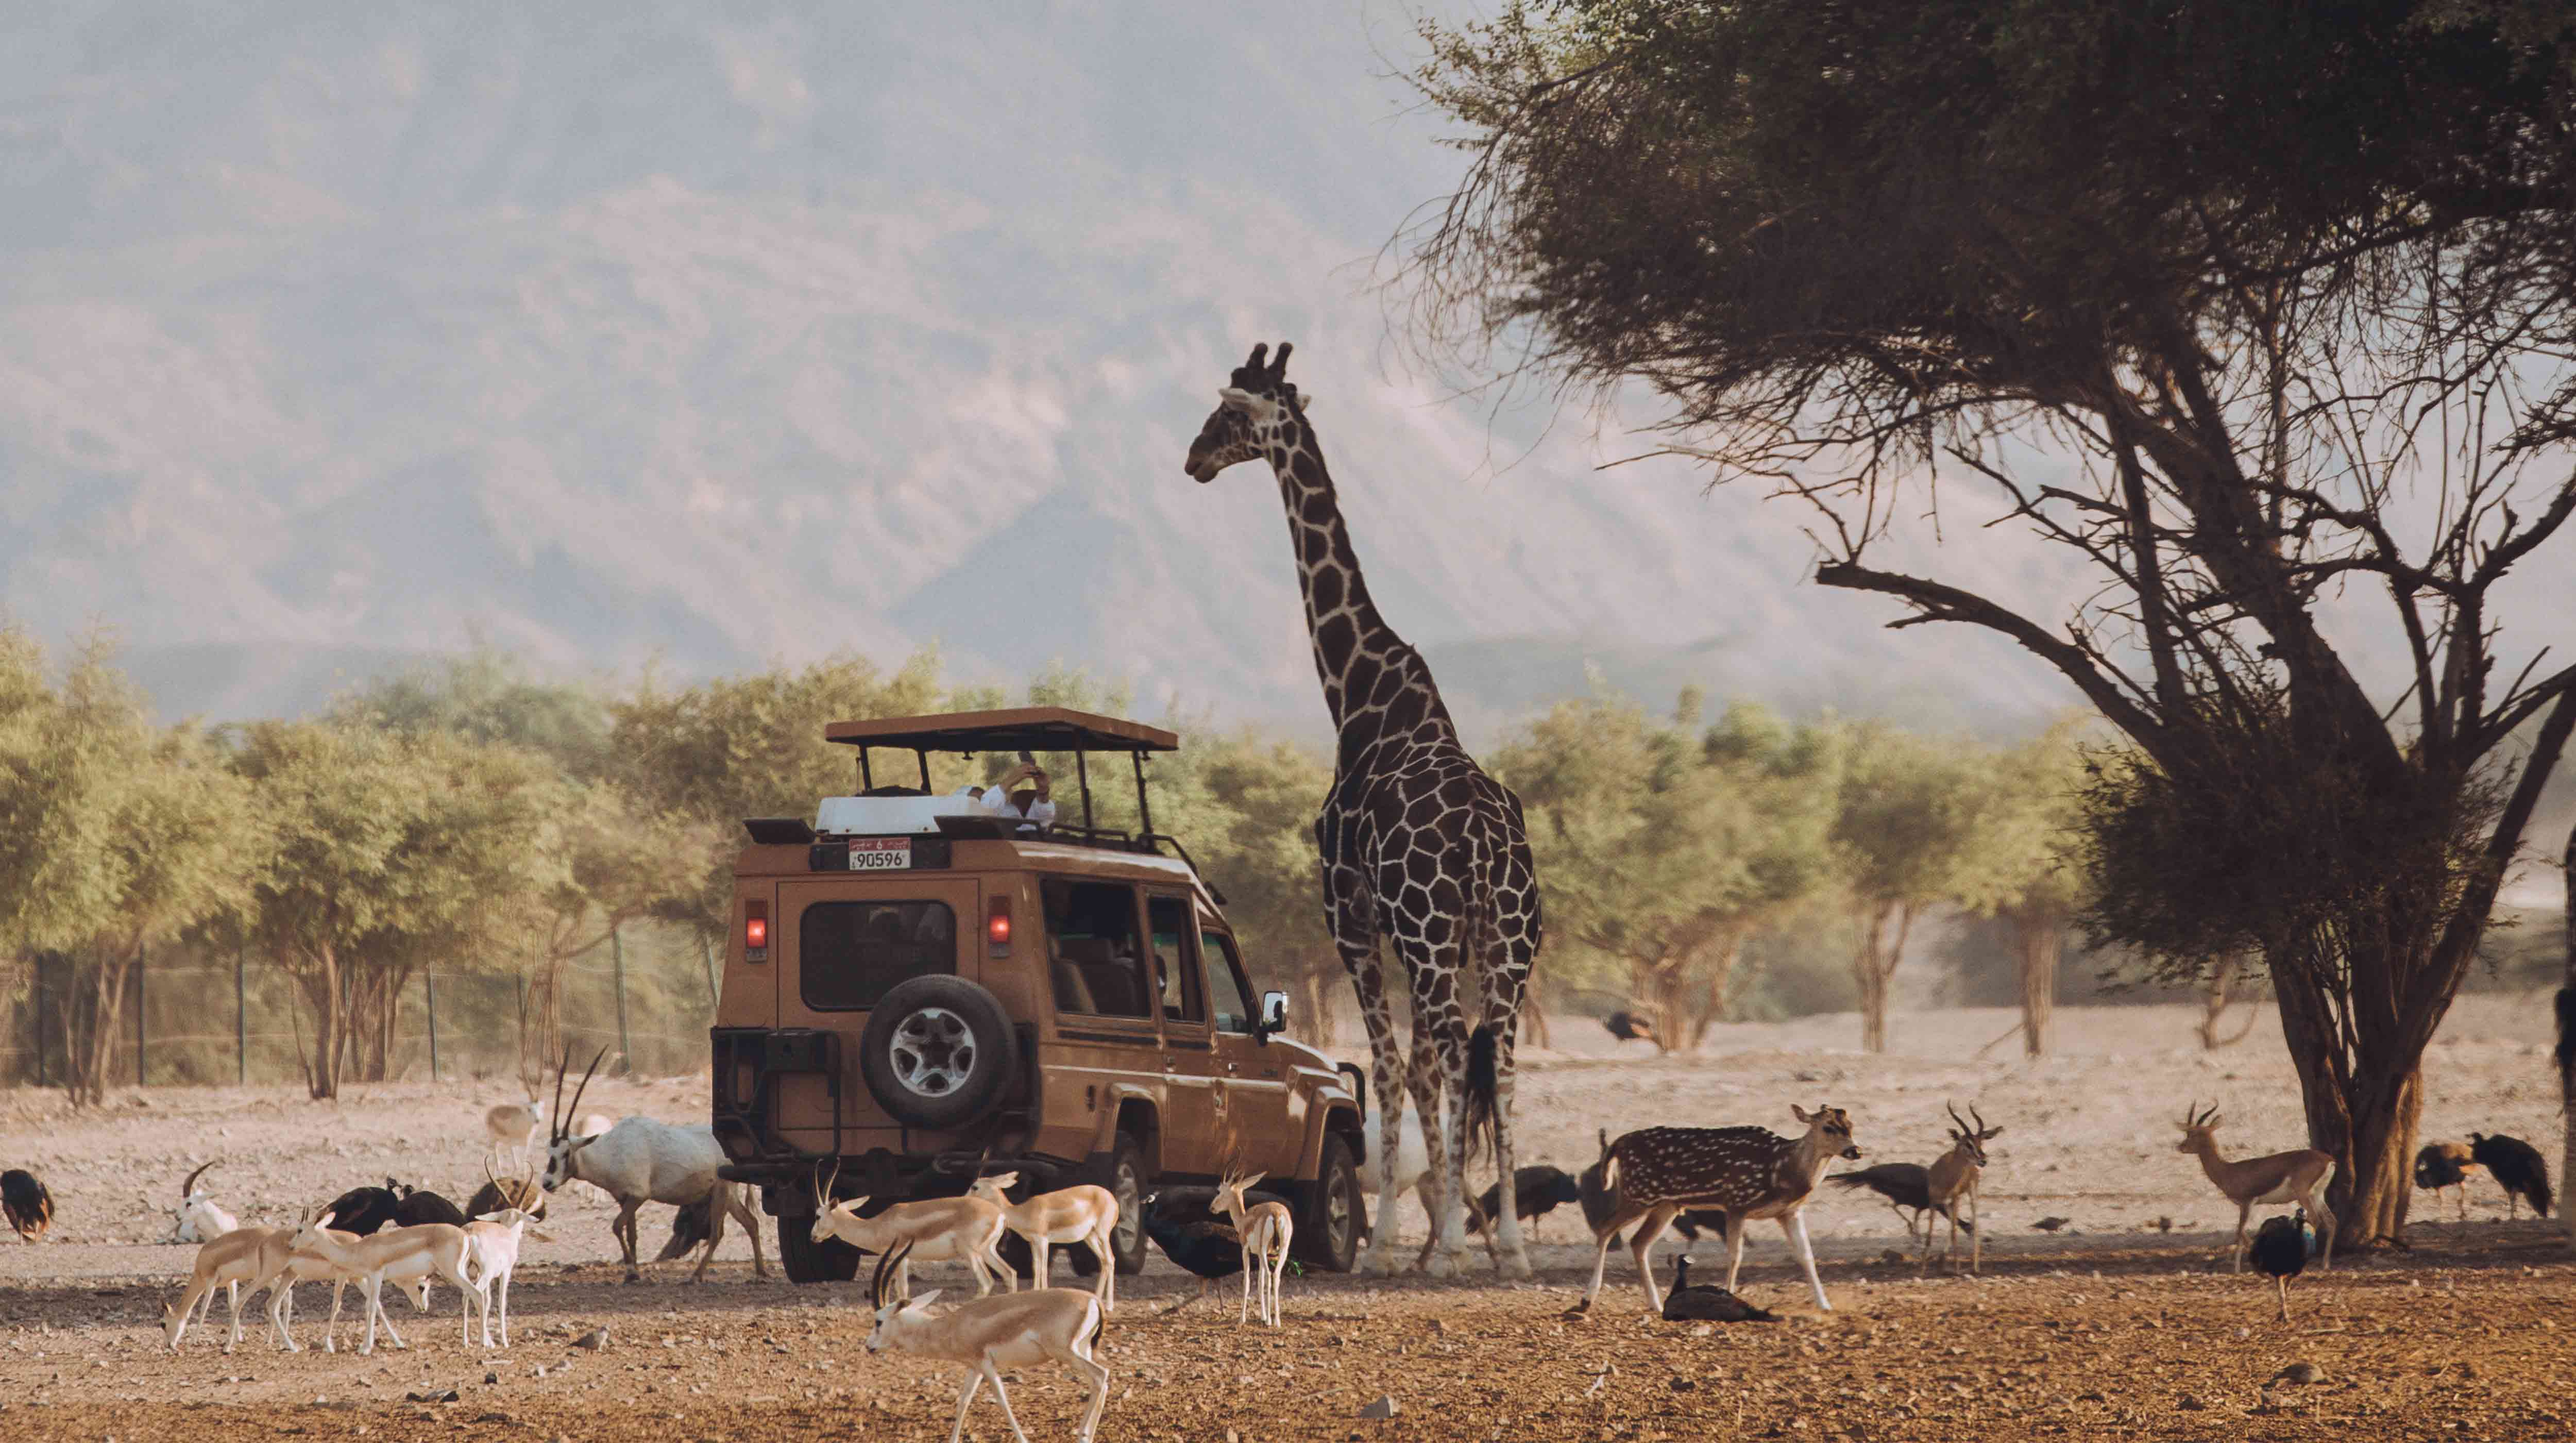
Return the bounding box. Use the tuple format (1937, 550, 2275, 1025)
(2178, 1101, 2335, 1272)
(1569, 1104, 1861, 1316)
(1921, 1103, 2001, 1275)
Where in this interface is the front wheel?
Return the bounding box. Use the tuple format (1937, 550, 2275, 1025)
(1292, 1131, 1364, 1272)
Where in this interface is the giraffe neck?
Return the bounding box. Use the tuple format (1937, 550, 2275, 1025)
(1262, 412, 1459, 764)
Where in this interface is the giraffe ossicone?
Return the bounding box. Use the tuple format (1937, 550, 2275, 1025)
(1183, 341, 1545, 1280)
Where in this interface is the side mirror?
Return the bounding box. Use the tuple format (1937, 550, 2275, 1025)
(1256, 991, 1289, 1042)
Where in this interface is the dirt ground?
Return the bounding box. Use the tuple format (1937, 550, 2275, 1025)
(3, 997, 2569, 1441)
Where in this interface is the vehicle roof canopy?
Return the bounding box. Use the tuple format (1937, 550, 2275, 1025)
(823, 707, 1178, 755)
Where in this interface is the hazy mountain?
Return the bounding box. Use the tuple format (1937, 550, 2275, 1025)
(4, 0, 2571, 844)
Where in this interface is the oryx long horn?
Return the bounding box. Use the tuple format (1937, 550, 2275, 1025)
(561, 1046, 609, 1139)
(180, 1159, 216, 1198)
(550, 1047, 575, 1143)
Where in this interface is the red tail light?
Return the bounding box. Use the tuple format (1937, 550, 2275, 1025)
(744, 901, 770, 960)
(987, 896, 1012, 956)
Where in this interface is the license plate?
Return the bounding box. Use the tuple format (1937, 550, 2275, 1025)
(847, 838, 911, 871)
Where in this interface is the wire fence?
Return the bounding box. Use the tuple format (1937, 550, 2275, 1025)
(0, 923, 720, 1092)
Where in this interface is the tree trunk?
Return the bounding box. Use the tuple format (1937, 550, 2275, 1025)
(1852, 902, 1911, 1054)
(301, 944, 343, 1100)
(2560, 821, 2573, 1254)
(2012, 915, 2062, 1059)
(2196, 957, 2259, 1050)
(63, 947, 136, 1109)
(2269, 934, 2429, 1249)
(1684, 932, 1748, 1052)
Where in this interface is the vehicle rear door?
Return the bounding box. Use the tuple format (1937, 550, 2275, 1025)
(1201, 922, 1300, 1178)
(774, 875, 981, 1154)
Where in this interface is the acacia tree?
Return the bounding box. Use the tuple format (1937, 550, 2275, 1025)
(1410, 0, 2576, 1245)
(1954, 727, 2094, 1058)
(1832, 726, 1982, 1054)
(0, 635, 262, 1105)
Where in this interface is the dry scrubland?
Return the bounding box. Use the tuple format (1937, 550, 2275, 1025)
(2, 999, 2569, 1442)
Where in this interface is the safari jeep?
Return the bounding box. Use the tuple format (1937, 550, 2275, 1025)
(710, 707, 1367, 1283)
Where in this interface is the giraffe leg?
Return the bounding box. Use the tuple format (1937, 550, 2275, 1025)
(1485, 993, 1533, 1280)
(1403, 1036, 1456, 1276)
(1329, 872, 1409, 1279)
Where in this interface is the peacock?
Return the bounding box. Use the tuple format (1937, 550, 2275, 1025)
(2469, 1132, 2553, 1220)
(2246, 1210, 2311, 1321)
(1660, 1254, 1779, 1323)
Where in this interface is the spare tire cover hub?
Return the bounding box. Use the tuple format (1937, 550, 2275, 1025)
(889, 1006, 975, 1096)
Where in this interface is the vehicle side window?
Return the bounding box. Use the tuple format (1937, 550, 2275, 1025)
(1200, 929, 1255, 1034)
(799, 902, 955, 1011)
(1043, 879, 1152, 1019)
(1147, 895, 1204, 1024)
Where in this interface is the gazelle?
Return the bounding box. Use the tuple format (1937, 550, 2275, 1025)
(2177, 1101, 2334, 1272)
(1922, 1103, 2002, 1275)
(486, 1096, 547, 1172)
(810, 1162, 1012, 1301)
(967, 1171, 1121, 1311)
(461, 1206, 553, 1349)
(1212, 1169, 1292, 1327)
(165, 1225, 295, 1352)
(258, 1216, 432, 1353)
(1570, 1104, 1863, 1317)
(284, 1209, 480, 1355)
(862, 1241, 1112, 1443)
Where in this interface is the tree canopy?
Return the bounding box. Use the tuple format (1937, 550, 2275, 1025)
(1408, 0, 2576, 1239)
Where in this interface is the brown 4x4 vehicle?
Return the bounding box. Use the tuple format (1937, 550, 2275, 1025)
(711, 707, 1367, 1283)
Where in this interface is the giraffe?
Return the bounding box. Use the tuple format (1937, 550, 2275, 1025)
(1182, 341, 1544, 1278)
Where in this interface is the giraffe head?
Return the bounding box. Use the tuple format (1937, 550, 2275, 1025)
(1184, 341, 1313, 481)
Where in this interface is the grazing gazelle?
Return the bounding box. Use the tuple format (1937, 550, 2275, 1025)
(967, 1171, 1121, 1311)
(810, 1161, 1012, 1302)
(1570, 1104, 1863, 1317)
(862, 1240, 1112, 1443)
(1921, 1103, 2002, 1275)
(1212, 1169, 1293, 1328)
(2177, 1101, 2334, 1272)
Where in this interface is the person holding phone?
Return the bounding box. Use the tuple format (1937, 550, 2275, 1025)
(979, 755, 1057, 830)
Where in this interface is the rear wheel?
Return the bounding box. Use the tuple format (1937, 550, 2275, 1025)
(858, 976, 1016, 1130)
(1292, 1131, 1364, 1272)
(777, 1220, 862, 1284)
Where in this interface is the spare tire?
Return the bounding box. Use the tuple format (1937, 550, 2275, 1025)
(858, 975, 1016, 1130)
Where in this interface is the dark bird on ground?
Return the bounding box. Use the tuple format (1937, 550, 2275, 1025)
(1469, 1166, 1583, 1244)
(2032, 1216, 2070, 1233)
(2413, 1141, 2478, 1221)
(389, 1183, 469, 1229)
(319, 1181, 402, 1236)
(657, 1196, 714, 1263)
(1140, 1190, 1247, 1314)
(1603, 1011, 1658, 1046)
(1660, 1255, 1778, 1323)
(2, 1168, 53, 1243)
(1828, 1162, 1974, 1244)
(2469, 1133, 2552, 1219)
(2247, 1210, 2312, 1321)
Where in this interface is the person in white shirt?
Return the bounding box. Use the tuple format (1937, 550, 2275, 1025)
(980, 761, 1057, 830)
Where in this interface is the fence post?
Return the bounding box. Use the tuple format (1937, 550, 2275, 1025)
(700, 934, 719, 1010)
(612, 927, 633, 1075)
(425, 969, 441, 1082)
(135, 943, 147, 1087)
(33, 953, 48, 1089)
(235, 941, 248, 1086)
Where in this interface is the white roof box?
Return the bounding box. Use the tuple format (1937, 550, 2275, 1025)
(815, 794, 982, 836)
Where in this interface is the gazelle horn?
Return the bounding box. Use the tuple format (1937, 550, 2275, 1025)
(181, 1159, 217, 1199)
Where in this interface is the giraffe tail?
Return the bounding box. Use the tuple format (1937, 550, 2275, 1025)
(1464, 1023, 1499, 1162)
